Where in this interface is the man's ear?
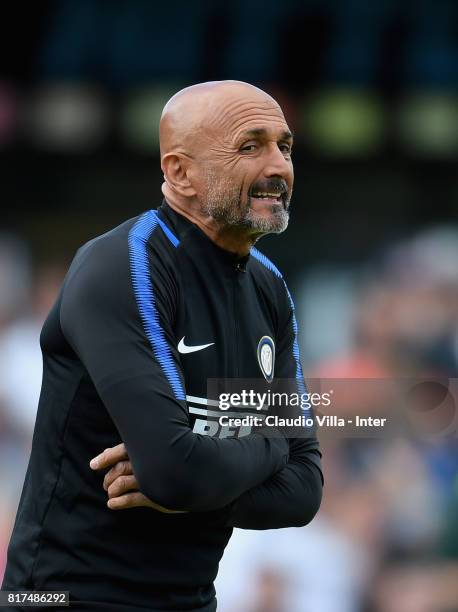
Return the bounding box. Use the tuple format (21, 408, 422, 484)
(161, 153, 196, 197)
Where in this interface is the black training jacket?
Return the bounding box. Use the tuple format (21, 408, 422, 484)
(2, 201, 322, 611)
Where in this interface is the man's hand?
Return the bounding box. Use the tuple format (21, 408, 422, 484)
(89, 443, 186, 513)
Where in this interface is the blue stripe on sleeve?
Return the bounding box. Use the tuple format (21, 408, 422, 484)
(128, 210, 185, 401)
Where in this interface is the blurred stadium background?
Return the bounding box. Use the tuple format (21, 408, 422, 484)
(1, 1, 458, 610)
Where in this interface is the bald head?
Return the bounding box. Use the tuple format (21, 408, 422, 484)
(159, 80, 282, 158)
(159, 80, 293, 242)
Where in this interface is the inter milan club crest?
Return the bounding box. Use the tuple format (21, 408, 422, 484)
(257, 336, 275, 383)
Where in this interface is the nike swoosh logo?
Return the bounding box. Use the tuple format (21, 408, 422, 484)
(178, 337, 214, 354)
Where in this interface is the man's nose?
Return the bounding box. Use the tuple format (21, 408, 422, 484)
(264, 144, 291, 178)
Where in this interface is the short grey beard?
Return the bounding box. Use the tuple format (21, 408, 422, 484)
(201, 170, 290, 235)
(242, 205, 289, 234)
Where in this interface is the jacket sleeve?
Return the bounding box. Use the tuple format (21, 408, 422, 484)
(60, 221, 289, 513)
(226, 279, 323, 529)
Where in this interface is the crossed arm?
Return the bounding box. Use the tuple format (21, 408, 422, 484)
(90, 436, 323, 529)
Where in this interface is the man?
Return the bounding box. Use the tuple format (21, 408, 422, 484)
(2, 81, 323, 611)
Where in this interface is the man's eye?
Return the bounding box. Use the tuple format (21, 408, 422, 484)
(240, 144, 258, 152)
(279, 143, 292, 153)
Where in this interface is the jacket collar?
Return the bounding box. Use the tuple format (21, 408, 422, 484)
(157, 200, 250, 271)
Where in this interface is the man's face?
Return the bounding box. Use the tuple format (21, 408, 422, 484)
(193, 94, 294, 235)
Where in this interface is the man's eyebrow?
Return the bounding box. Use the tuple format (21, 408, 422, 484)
(280, 130, 294, 141)
(239, 128, 294, 141)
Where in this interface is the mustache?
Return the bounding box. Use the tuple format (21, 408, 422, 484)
(249, 178, 289, 197)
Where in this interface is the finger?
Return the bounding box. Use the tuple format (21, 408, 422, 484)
(107, 492, 187, 513)
(103, 461, 132, 491)
(90, 443, 128, 470)
(107, 491, 148, 510)
(107, 475, 138, 499)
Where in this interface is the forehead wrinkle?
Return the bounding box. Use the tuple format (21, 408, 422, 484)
(226, 105, 286, 129)
(218, 93, 279, 114)
(206, 97, 283, 134)
(231, 113, 288, 134)
(230, 115, 289, 143)
(231, 117, 286, 141)
(219, 99, 280, 122)
(204, 102, 255, 134)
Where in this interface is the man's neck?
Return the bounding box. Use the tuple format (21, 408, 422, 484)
(164, 196, 258, 258)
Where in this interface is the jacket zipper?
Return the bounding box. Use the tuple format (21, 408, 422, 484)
(233, 272, 239, 377)
(233, 262, 246, 377)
